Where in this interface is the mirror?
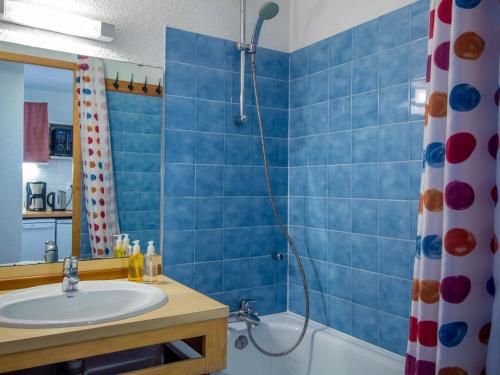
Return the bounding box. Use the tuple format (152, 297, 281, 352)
(0, 41, 163, 266)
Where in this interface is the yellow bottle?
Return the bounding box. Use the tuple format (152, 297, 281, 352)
(113, 234, 124, 257)
(128, 240, 144, 282)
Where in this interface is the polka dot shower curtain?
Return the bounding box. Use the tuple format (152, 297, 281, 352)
(406, 0, 500, 373)
(76, 56, 119, 258)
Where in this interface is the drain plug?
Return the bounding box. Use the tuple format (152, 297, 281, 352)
(235, 335, 248, 349)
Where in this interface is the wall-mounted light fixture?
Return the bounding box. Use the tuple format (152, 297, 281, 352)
(0, 0, 115, 42)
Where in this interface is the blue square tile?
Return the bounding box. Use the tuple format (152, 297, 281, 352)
(379, 162, 410, 200)
(276, 51, 290, 80)
(328, 264, 351, 300)
(164, 230, 194, 265)
(330, 97, 351, 132)
(352, 54, 378, 94)
(289, 138, 307, 167)
(165, 130, 195, 163)
(250, 226, 275, 257)
(111, 131, 124, 152)
(142, 96, 162, 115)
(379, 275, 410, 317)
(142, 134, 161, 154)
(379, 44, 410, 88)
(142, 172, 161, 192)
(352, 163, 378, 198)
(328, 165, 351, 198)
(223, 197, 250, 227)
(410, 121, 424, 161)
(276, 80, 289, 110)
(122, 192, 142, 211)
(410, 39, 428, 80)
(197, 67, 225, 101)
(352, 304, 379, 345)
(197, 34, 225, 69)
(195, 197, 223, 229)
(222, 289, 250, 312)
(352, 91, 378, 129)
(307, 259, 328, 293)
(329, 131, 352, 164)
(274, 284, 287, 313)
(109, 110, 123, 132)
(308, 197, 327, 229)
(123, 113, 141, 133)
(251, 76, 275, 108)
(352, 269, 378, 309)
(251, 286, 275, 315)
(224, 166, 251, 196)
(195, 229, 223, 262)
(379, 83, 409, 125)
(123, 95, 142, 114)
(251, 257, 275, 287)
(275, 110, 288, 138)
(329, 63, 351, 99)
(379, 7, 411, 50)
(251, 197, 275, 226)
(123, 153, 142, 172)
(164, 198, 194, 230)
(195, 132, 224, 164)
(308, 39, 329, 74)
(411, 0, 429, 40)
(308, 70, 329, 105)
(290, 108, 307, 138)
(328, 198, 351, 232)
(165, 95, 196, 130)
(308, 135, 328, 166)
(290, 77, 308, 108)
(328, 231, 351, 266)
(165, 164, 195, 197)
(164, 264, 194, 288)
(379, 238, 410, 279)
(379, 313, 409, 355)
(410, 161, 421, 200)
(328, 297, 352, 334)
(196, 99, 225, 132)
(291, 47, 308, 80)
(166, 61, 196, 97)
(353, 18, 379, 58)
(411, 79, 426, 121)
(251, 166, 267, 197)
(289, 167, 307, 196)
(107, 92, 124, 112)
(308, 102, 329, 135)
(141, 211, 160, 230)
(225, 135, 251, 165)
(223, 228, 249, 259)
(252, 107, 276, 137)
(224, 40, 240, 72)
(224, 258, 250, 291)
(124, 134, 142, 153)
(142, 114, 162, 135)
(112, 151, 123, 171)
(307, 228, 328, 261)
(141, 192, 160, 211)
(310, 290, 329, 325)
(196, 165, 223, 197)
(352, 234, 378, 272)
(351, 199, 378, 235)
(195, 261, 223, 294)
(290, 197, 306, 226)
(379, 123, 410, 162)
(329, 30, 353, 66)
(166, 27, 196, 64)
(379, 200, 410, 239)
(352, 127, 378, 163)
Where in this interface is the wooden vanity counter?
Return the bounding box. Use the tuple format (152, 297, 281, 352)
(0, 276, 229, 374)
(22, 210, 73, 219)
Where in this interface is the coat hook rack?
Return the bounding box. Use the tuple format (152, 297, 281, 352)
(113, 72, 120, 89)
(128, 74, 134, 91)
(142, 76, 148, 93)
(155, 79, 162, 95)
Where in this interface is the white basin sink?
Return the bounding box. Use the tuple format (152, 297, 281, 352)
(0, 280, 167, 328)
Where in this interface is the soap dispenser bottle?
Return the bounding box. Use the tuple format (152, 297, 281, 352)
(123, 234, 130, 256)
(144, 241, 160, 283)
(128, 240, 144, 282)
(113, 234, 125, 257)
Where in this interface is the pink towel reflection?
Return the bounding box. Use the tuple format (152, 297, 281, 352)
(24, 102, 49, 163)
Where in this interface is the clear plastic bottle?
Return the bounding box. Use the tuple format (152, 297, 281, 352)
(144, 241, 160, 283)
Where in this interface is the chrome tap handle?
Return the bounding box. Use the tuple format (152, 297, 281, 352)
(239, 298, 256, 312)
(62, 256, 79, 291)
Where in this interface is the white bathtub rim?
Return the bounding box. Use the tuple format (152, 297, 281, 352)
(228, 311, 405, 366)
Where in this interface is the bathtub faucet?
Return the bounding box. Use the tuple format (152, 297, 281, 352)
(230, 298, 261, 326)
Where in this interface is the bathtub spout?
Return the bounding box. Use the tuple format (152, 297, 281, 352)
(229, 299, 262, 326)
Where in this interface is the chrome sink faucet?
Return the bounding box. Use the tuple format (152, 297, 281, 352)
(62, 256, 80, 292)
(229, 298, 261, 326)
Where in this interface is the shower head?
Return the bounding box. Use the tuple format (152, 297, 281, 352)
(250, 2, 279, 48)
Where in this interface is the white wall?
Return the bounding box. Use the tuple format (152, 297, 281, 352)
(289, 0, 417, 51)
(0, 0, 290, 67)
(0, 61, 24, 264)
(24, 88, 73, 124)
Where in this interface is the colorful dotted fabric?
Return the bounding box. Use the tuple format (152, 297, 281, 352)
(406, 0, 500, 374)
(76, 56, 120, 258)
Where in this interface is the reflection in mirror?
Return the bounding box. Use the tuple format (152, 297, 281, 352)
(0, 42, 163, 266)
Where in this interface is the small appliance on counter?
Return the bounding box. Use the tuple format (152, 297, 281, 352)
(47, 190, 67, 211)
(26, 181, 47, 211)
(50, 126, 73, 157)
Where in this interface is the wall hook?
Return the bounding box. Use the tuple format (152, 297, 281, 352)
(128, 74, 134, 91)
(155, 79, 162, 95)
(142, 76, 148, 93)
(113, 72, 119, 89)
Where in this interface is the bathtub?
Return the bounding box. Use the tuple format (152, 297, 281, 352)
(217, 312, 404, 375)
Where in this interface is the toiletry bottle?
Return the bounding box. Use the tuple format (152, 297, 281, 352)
(113, 234, 123, 257)
(128, 240, 144, 282)
(144, 241, 160, 283)
(123, 234, 130, 256)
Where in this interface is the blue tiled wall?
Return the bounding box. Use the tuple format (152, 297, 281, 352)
(80, 91, 163, 258)
(163, 27, 289, 314)
(288, 0, 428, 355)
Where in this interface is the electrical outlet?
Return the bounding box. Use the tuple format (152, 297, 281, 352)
(66, 182, 72, 191)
